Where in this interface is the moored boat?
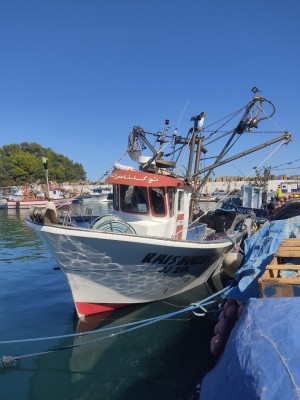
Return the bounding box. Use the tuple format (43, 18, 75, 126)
(25, 90, 292, 318)
(7, 186, 74, 209)
(7, 196, 74, 209)
(26, 171, 240, 317)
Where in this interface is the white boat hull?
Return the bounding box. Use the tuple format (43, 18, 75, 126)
(7, 197, 74, 209)
(25, 217, 234, 317)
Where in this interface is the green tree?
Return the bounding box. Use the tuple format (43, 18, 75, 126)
(0, 142, 86, 185)
(10, 152, 41, 185)
(56, 164, 66, 182)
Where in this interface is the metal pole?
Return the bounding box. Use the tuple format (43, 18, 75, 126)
(194, 131, 291, 178)
(42, 157, 50, 200)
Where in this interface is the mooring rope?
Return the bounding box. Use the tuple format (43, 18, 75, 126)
(0, 286, 229, 367)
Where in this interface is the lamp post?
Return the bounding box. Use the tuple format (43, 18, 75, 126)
(42, 157, 50, 200)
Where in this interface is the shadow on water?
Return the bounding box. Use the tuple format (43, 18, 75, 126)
(0, 202, 219, 400)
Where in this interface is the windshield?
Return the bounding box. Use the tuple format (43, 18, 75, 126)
(120, 185, 148, 213)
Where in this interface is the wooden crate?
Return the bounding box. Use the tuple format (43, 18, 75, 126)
(258, 238, 300, 298)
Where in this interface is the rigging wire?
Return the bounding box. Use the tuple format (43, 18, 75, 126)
(203, 130, 234, 146)
(188, 138, 288, 231)
(271, 158, 300, 169)
(176, 99, 190, 130)
(200, 106, 245, 132)
(271, 166, 300, 171)
(202, 109, 243, 143)
(174, 132, 193, 176)
(214, 147, 284, 174)
(98, 150, 129, 181)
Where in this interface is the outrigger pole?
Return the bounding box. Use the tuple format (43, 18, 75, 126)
(195, 130, 291, 192)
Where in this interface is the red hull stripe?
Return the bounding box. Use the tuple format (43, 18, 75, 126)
(75, 302, 125, 316)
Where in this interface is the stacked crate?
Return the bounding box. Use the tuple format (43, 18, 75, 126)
(258, 238, 300, 298)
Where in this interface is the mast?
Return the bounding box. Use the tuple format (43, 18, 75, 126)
(186, 112, 206, 181)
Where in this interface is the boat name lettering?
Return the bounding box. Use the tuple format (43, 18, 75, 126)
(111, 172, 159, 184)
(141, 253, 211, 266)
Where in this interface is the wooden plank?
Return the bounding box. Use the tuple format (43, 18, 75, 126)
(259, 281, 300, 298)
(270, 257, 279, 266)
(266, 265, 300, 270)
(259, 277, 300, 284)
(275, 249, 300, 257)
(281, 239, 300, 246)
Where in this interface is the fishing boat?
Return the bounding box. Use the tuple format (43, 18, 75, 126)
(7, 194, 74, 209)
(197, 194, 217, 202)
(7, 183, 74, 209)
(25, 90, 291, 318)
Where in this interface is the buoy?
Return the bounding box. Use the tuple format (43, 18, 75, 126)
(225, 303, 238, 320)
(210, 333, 224, 356)
(222, 251, 244, 278)
(277, 187, 282, 198)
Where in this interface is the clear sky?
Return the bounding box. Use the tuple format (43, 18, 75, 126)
(0, 0, 299, 182)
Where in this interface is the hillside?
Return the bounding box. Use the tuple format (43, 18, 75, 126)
(0, 142, 86, 186)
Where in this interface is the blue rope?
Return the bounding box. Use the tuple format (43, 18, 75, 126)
(0, 286, 229, 345)
(225, 235, 245, 255)
(0, 286, 229, 366)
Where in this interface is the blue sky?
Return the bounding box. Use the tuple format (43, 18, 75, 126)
(0, 0, 299, 182)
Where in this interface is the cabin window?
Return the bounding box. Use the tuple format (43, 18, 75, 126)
(150, 187, 166, 216)
(113, 184, 119, 210)
(120, 185, 148, 214)
(168, 187, 175, 217)
(178, 190, 184, 212)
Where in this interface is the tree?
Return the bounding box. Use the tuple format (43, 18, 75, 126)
(10, 152, 41, 184)
(0, 143, 86, 185)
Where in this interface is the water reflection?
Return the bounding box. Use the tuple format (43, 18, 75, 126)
(0, 200, 217, 400)
(29, 287, 216, 400)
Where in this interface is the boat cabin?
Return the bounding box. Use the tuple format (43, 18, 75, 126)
(106, 170, 193, 240)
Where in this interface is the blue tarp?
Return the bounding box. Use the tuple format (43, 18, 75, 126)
(227, 216, 300, 302)
(200, 297, 300, 400)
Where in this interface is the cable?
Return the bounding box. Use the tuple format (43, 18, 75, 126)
(0, 287, 230, 366)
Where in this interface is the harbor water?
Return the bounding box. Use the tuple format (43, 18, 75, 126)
(0, 199, 217, 400)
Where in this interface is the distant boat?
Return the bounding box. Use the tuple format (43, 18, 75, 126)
(7, 187, 74, 209)
(90, 186, 112, 198)
(0, 197, 7, 209)
(90, 188, 104, 197)
(196, 194, 217, 202)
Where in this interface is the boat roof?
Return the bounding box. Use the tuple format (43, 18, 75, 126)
(106, 170, 185, 188)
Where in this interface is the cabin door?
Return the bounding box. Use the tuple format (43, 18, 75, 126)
(175, 190, 185, 239)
